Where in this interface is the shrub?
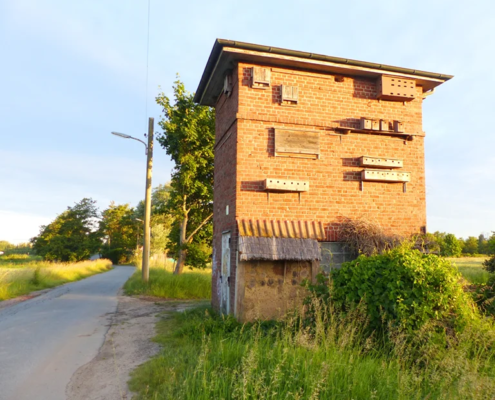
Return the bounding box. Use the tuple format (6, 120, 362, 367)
(412, 233, 441, 254)
(470, 274, 495, 317)
(338, 217, 402, 256)
(482, 254, 495, 273)
(315, 247, 477, 332)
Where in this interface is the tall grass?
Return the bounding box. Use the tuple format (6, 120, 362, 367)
(0, 259, 113, 301)
(448, 257, 490, 284)
(125, 252, 211, 299)
(132, 252, 176, 271)
(129, 301, 495, 400)
(0, 254, 43, 266)
(124, 267, 211, 299)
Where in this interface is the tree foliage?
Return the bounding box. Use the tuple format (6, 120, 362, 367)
(135, 184, 173, 254)
(5, 243, 33, 255)
(0, 241, 12, 252)
(99, 202, 138, 264)
(479, 234, 488, 254)
(487, 232, 495, 255)
(432, 232, 462, 257)
(156, 78, 215, 273)
(442, 233, 462, 257)
(462, 236, 479, 254)
(31, 198, 101, 262)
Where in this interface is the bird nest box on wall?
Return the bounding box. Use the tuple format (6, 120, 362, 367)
(194, 39, 452, 321)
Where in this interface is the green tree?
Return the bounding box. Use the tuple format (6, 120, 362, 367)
(135, 184, 173, 255)
(4, 243, 33, 255)
(0, 241, 12, 252)
(487, 232, 495, 255)
(442, 233, 462, 257)
(479, 234, 489, 254)
(135, 183, 172, 217)
(156, 79, 215, 274)
(99, 203, 138, 264)
(462, 236, 479, 254)
(432, 232, 462, 257)
(31, 198, 101, 262)
(150, 214, 170, 254)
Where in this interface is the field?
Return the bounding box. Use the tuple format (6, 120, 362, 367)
(0, 255, 113, 301)
(447, 256, 489, 284)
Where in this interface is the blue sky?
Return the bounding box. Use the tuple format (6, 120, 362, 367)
(1, 0, 494, 244)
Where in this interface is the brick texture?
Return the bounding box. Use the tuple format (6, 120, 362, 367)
(212, 62, 427, 316)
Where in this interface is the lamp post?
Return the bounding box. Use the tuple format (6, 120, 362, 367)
(111, 117, 154, 282)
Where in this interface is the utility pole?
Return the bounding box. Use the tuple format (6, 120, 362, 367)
(142, 117, 154, 282)
(110, 120, 153, 281)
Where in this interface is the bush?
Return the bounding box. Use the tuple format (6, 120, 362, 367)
(338, 217, 402, 256)
(470, 274, 495, 317)
(315, 247, 477, 332)
(482, 255, 495, 273)
(412, 233, 441, 254)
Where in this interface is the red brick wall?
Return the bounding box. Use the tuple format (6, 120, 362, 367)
(212, 67, 239, 313)
(212, 62, 428, 314)
(234, 63, 426, 239)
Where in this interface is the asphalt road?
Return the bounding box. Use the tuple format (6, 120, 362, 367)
(0, 266, 136, 400)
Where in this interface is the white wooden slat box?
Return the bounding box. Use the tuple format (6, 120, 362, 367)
(361, 169, 410, 183)
(359, 156, 403, 169)
(264, 178, 309, 192)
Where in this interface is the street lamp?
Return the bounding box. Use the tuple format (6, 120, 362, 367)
(111, 118, 154, 282)
(111, 132, 149, 155)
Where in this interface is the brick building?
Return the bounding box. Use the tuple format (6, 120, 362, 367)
(194, 39, 452, 321)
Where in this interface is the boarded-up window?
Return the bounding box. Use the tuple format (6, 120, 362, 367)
(274, 129, 320, 159)
(281, 85, 298, 104)
(252, 67, 271, 89)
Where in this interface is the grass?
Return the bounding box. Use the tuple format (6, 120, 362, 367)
(0, 254, 43, 266)
(129, 304, 495, 400)
(132, 252, 177, 270)
(447, 256, 490, 284)
(123, 260, 211, 299)
(0, 257, 113, 301)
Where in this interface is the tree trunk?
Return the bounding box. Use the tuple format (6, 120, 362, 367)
(174, 247, 187, 275)
(174, 210, 188, 275)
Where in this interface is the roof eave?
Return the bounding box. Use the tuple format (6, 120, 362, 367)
(195, 39, 453, 106)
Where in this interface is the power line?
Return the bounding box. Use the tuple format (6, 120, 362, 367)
(145, 0, 151, 125)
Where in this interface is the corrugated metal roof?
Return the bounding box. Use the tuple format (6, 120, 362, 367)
(238, 236, 321, 261)
(238, 219, 326, 240)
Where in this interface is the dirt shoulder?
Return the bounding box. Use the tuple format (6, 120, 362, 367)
(0, 288, 53, 311)
(67, 293, 200, 400)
